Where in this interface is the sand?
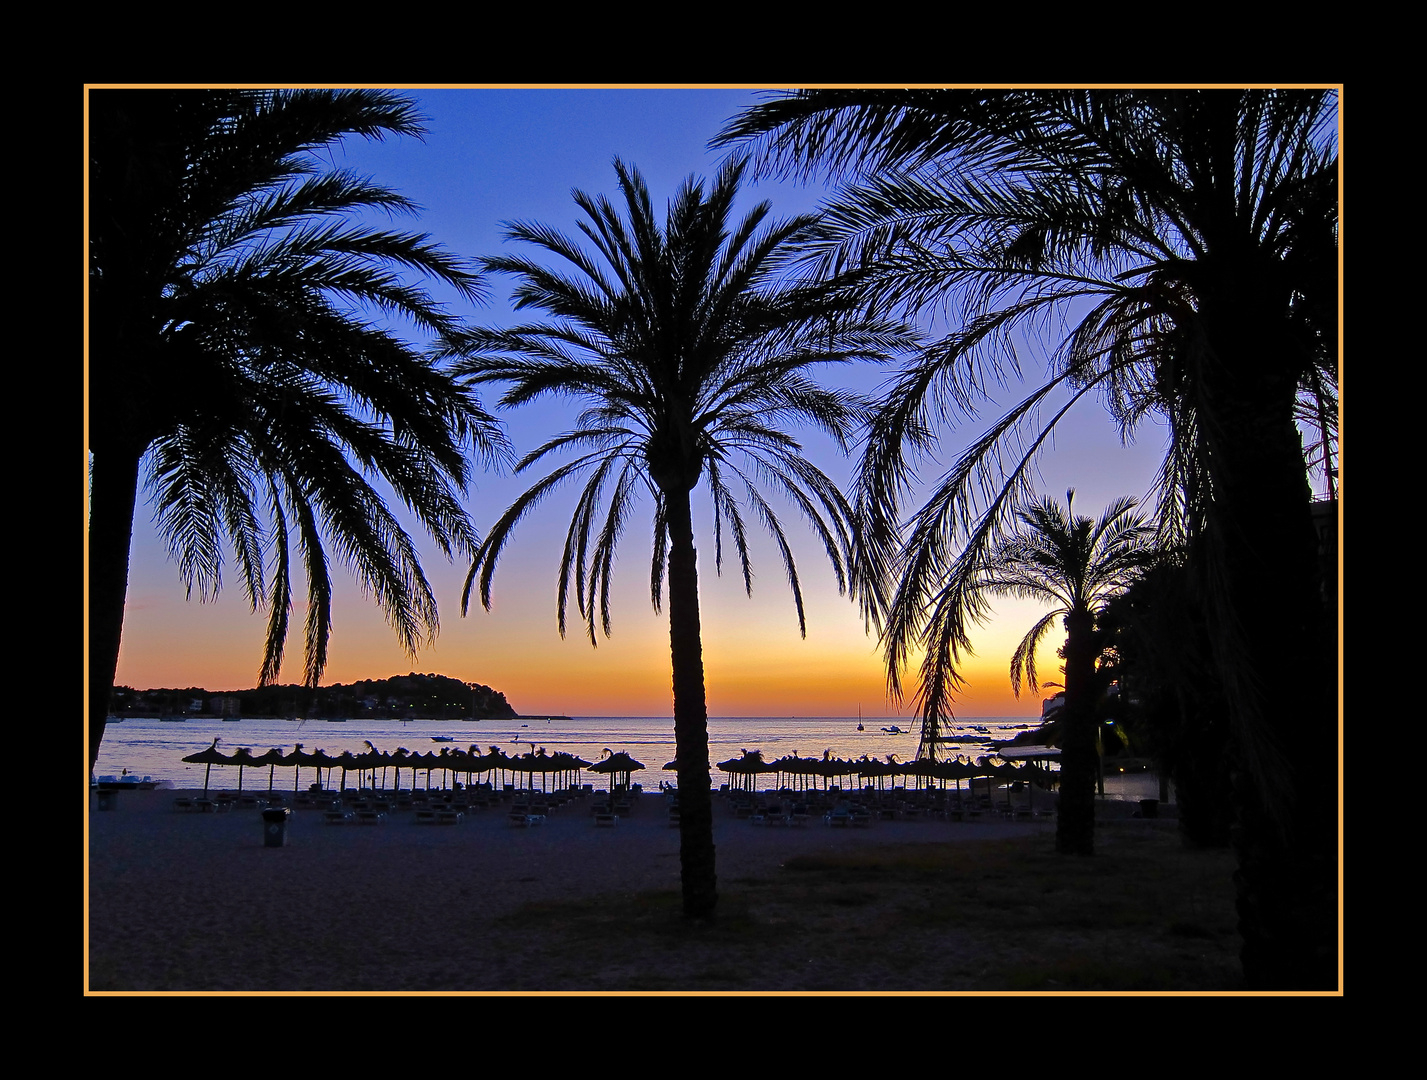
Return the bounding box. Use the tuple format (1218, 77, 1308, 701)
(87, 785, 1064, 993)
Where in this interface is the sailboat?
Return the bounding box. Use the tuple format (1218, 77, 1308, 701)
(856, 705, 864, 732)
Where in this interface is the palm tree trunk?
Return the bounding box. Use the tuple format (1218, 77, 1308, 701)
(1056, 608, 1098, 856)
(88, 439, 144, 776)
(665, 485, 717, 919)
(1198, 300, 1338, 989)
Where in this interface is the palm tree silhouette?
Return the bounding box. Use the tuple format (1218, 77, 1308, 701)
(717, 89, 1338, 987)
(87, 90, 507, 773)
(911, 489, 1153, 854)
(450, 157, 912, 917)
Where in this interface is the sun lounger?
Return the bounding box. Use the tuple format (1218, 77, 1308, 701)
(594, 811, 617, 827)
(323, 809, 351, 825)
(438, 810, 463, 825)
(172, 797, 194, 812)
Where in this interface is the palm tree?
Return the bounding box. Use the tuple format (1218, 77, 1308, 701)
(87, 89, 506, 774)
(912, 490, 1154, 854)
(716, 89, 1339, 987)
(449, 157, 913, 918)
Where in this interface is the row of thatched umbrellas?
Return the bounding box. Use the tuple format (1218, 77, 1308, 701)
(712, 749, 1054, 795)
(180, 740, 647, 797)
(182, 741, 1050, 801)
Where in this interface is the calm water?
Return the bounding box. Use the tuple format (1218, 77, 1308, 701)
(91, 714, 1046, 794)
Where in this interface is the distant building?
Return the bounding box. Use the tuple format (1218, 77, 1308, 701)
(212, 695, 242, 718)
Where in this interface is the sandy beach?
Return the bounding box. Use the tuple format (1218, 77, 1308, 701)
(88, 785, 1089, 992)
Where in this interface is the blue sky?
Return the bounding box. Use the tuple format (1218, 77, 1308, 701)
(110, 87, 1173, 716)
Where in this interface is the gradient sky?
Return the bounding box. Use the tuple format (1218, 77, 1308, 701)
(105, 87, 1176, 717)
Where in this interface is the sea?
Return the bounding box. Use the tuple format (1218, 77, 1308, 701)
(91, 714, 1059, 795)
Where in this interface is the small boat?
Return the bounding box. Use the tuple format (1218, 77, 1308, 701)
(430, 736, 455, 743)
(881, 725, 906, 734)
(857, 705, 864, 732)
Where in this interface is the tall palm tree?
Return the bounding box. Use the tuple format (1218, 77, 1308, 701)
(449, 157, 913, 918)
(913, 490, 1154, 854)
(716, 88, 1339, 987)
(87, 89, 506, 773)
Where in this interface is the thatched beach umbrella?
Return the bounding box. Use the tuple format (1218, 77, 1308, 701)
(550, 751, 592, 790)
(225, 746, 258, 792)
(279, 744, 314, 791)
(333, 750, 362, 792)
(308, 749, 337, 790)
(480, 746, 514, 788)
(181, 738, 229, 797)
(359, 741, 389, 789)
(389, 747, 413, 790)
(716, 749, 774, 793)
(589, 749, 646, 793)
(251, 747, 286, 792)
(769, 753, 818, 792)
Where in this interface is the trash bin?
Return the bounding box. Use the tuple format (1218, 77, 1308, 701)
(262, 806, 291, 847)
(1139, 798, 1159, 818)
(96, 787, 118, 811)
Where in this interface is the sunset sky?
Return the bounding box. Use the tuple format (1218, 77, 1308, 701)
(103, 87, 1177, 718)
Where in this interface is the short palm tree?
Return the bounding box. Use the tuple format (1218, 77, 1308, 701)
(450, 157, 913, 918)
(87, 89, 506, 774)
(717, 89, 1338, 987)
(914, 490, 1154, 854)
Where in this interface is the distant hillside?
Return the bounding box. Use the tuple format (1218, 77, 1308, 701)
(109, 672, 518, 720)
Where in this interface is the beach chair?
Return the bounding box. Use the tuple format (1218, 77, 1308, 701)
(172, 797, 194, 812)
(414, 809, 438, 824)
(438, 810, 464, 825)
(594, 810, 617, 827)
(323, 809, 351, 825)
